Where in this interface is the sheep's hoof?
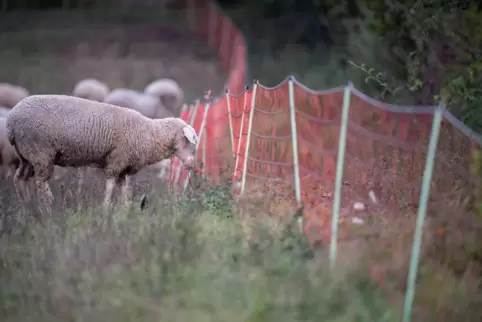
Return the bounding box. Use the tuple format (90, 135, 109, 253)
(140, 194, 148, 210)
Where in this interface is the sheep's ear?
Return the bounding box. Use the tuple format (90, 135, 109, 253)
(182, 126, 198, 145)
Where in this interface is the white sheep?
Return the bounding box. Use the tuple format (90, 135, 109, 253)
(6, 94, 198, 210)
(103, 88, 178, 181)
(69, 78, 111, 189)
(0, 83, 30, 108)
(72, 78, 110, 102)
(144, 78, 184, 116)
(0, 117, 19, 180)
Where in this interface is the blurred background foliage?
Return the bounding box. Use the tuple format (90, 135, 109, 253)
(1, 0, 482, 131)
(218, 0, 482, 133)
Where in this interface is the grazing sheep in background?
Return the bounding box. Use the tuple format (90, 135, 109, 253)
(7, 95, 199, 210)
(0, 83, 29, 108)
(0, 107, 10, 118)
(104, 88, 174, 119)
(72, 78, 110, 102)
(144, 78, 184, 117)
(0, 117, 19, 180)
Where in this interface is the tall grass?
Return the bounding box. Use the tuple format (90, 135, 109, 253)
(0, 183, 399, 322)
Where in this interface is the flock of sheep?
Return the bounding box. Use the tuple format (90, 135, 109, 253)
(0, 79, 199, 213)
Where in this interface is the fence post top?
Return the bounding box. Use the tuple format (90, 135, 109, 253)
(347, 81, 354, 89)
(287, 75, 295, 82)
(244, 85, 249, 91)
(225, 88, 229, 94)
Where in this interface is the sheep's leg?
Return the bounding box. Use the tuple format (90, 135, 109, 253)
(23, 164, 35, 201)
(103, 177, 117, 210)
(33, 163, 54, 214)
(104, 150, 131, 210)
(13, 163, 29, 202)
(120, 174, 134, 207)
(13, 162, 37, 223)
(76, 167, 85, 196)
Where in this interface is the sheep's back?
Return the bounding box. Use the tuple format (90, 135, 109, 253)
(8, 95, 148, 166)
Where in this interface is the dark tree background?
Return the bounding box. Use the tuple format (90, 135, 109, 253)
(218, 0, 482, 133)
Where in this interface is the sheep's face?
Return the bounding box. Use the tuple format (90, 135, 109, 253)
(174, 125, 198, 169)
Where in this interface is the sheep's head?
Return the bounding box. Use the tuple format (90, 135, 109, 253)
(145, 79, 184, 115)
(173, 124, 198, 169)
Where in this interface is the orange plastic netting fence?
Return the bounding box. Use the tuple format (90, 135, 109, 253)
(174, 76, 482, 241)
(166, 1, 482, 245)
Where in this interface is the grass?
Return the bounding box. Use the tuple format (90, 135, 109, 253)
(1, 166, 481, 322)
(0, 176, 400, 322)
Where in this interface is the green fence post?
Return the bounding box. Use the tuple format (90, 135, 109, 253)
(202, 129, 207, 178)
(402, 104, 443, 322)
(288, 77, 302, 208)
(234, 86, 250, 172)
(330, 83, 352, 271)
(225, 89, 235, 159)
(240, 82, 258, 195)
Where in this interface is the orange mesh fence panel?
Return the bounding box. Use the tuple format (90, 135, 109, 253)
(229, 90, 248, 159)
(433, 113, 480, 197)
(291, 81, 345, 241)
(168, 0, 247, 187)
(203, 97, 233, 184)
(203, 3, 245, 166)
(427, 112, 482, 247)
(242, 82, 296, 203)
(347, 89, 434, 209)
(233, 88, 254, 184)
(229, 42, 246, 93)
